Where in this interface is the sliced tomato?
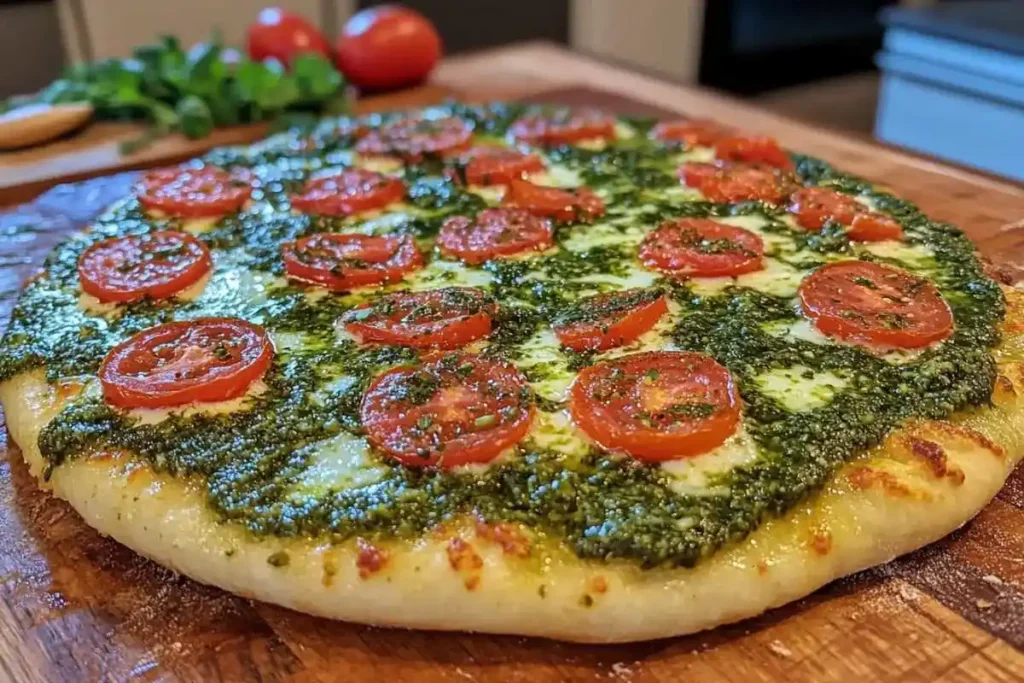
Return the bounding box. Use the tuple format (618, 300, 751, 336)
(714, 136, 792, 169)
(437, 208, 553, 265)
(137, 166, 250, 218)
(788, 188, 904, 242)
(847, 213, 904, 242)
(361, 352, 535, 468)
(509, 110, 616, 146)
(355, 117, 473, 160)
(798, 260, 953, 348)
(462, 146, 546, 186)
(503, 179, 605, 222)
(554, 289, 668, 352)
(100, 318, 273, 409)
(290, 168, 405, 216)
(649, 119, 732, 147)
(343, 287, 496, 349)
(640, 219, 764, 277)
(570, 351, 740, 462)
(78, 231, 211, 304)
(788, 187, 861, 230)
(680, 162, 795, 203)
(281, 233, 423, 291)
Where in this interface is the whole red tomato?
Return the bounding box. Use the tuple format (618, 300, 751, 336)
(247, 7, 331, 65)
(335, 5, 442, 91)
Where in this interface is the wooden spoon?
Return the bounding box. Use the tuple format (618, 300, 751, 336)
(0, 103, 94, 150)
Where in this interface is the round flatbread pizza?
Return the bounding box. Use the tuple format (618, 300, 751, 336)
(2, 104, 1022, 643)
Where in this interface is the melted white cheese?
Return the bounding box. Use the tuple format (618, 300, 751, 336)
(289, 431, 387, 496)
(659, 426, 759, 495)
(756, 365, 847, 412)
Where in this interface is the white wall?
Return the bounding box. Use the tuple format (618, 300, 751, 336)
(570, 0, 705, 84)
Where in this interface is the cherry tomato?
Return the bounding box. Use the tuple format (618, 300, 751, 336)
(100, 318, 273, 409)
(788, 188, 904, 242)
(680, 162, 795, 204)
(503, 179, 605, 222)
(246, 7, 330, 64)
(554, 289, 668, 352)
(137, 166, 250, 218)
(361, 352, 535, 468)
(570, 351, 740, 462)
(461, 146, 545, 186)
(798, 260, 953, 348)
(356, 117, 472, 160)
(290, 168, 405, 216)
(714, 136, 792, 169)
(650, 119, 732, 147)
(509, 110, 616, 146)
(640, 219, 764, 277)
(343, 287, 496, 349)
(335, 6, 441, 91)
(78, 231, 211, 304)
(281, 233, 423, 290)
(437, 208, 553, 265)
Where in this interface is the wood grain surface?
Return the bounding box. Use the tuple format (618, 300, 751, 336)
(2, 43, 1024, 683)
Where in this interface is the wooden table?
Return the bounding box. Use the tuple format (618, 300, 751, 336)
(2, 42, 1024, 682)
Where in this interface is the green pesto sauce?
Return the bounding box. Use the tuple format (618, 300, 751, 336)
(0, 102, 1004, 568)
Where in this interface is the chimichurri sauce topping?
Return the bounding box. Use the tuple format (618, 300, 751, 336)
(0, 103, 1004, 568)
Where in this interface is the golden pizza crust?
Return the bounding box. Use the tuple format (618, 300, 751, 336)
(3, 288, 1023, 643)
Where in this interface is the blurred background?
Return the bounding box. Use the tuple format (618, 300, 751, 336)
(0, 0, 1021, 179)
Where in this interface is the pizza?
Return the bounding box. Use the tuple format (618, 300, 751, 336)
(2, 103, 1022, 643)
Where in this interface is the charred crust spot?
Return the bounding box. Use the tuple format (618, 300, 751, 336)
(847, 466, 915, 498)
(356, 538, 389, 579)
(810, 529, 832, 556)
(923, 421, 1006, 461)
(474, 519, 531, 558)
(447, 538, 484, 590)
(905, 436, 966, 485)
(995, 374, 1016, 397)
(579, 594, 595, 608)
(909, 438, 948, 478)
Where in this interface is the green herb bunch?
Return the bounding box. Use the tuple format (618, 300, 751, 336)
(3, 34, 350, 152)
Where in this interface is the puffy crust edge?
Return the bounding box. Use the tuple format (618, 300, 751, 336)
(3, 292, 1023, 643)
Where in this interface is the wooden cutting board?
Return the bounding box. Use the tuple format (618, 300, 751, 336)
(2, 43, 1024, 683)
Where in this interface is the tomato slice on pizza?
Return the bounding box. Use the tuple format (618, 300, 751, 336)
(640, 219, 764, 277)
(714, 136, 792, 170)
(503, 179, 605, 222)
(137, 166, 250, 218)
(437, 208, 553, 264)
(290, 169, 406, 216)
(77, 231, 211, 303)
(509, 110, 616, 146)
(570, 351, 741, 462)
(554, 289, 668, 352)
(343, 287, 496, 349)
(361, 352, 535, 468)
(461, 146, 546, 186)
(680, 162, 795, 203)
(100, 318, 273, 409)
(650, 119, 733, 147)
(788, 188, 904, 242)
(356, 117, 473, 160)
(281, 233, 423, 291)
(799, 260, 953, 348)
